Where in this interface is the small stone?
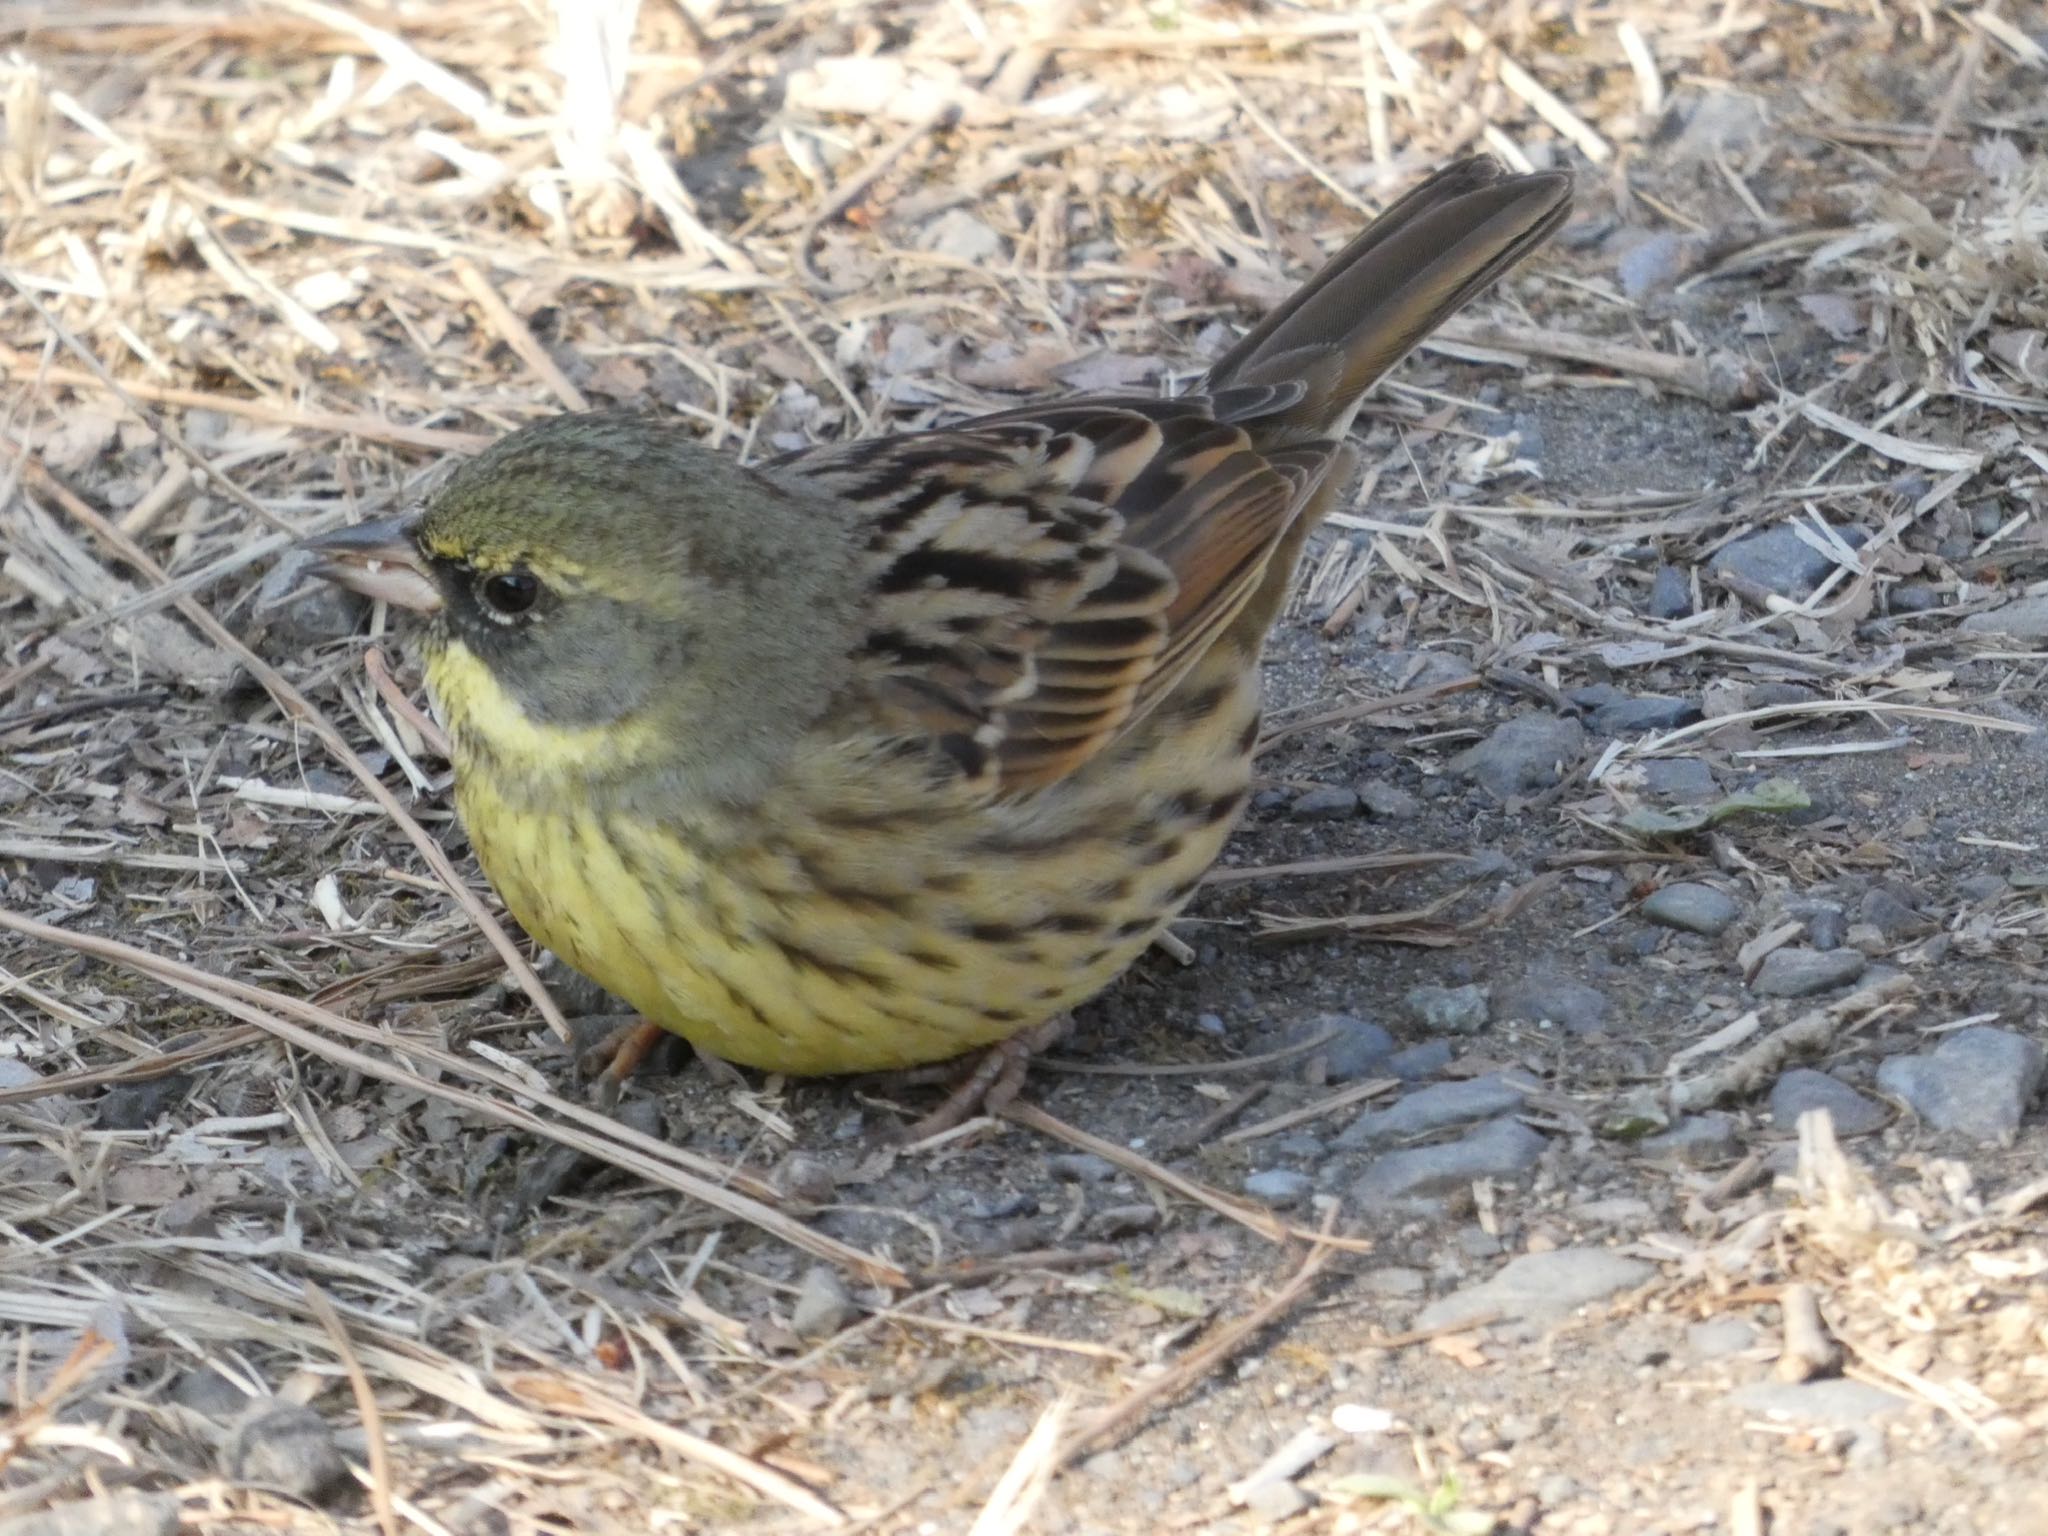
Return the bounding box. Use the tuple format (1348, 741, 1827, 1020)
(1357, 780, 1420, 819)
(221, 1402, 349, 1501)
(1957, 872, 2007, 902)
(1875, 1026, 2046, 1144)
(1360, 648, 1477, 692)
(1288, 784, 1360, 820)
(1751, 947, 1866, 998)
(1726, 1379, 1906, 1427)
(1241, 1481, 1314, 1522)
(1805, 905, 1849, 951)
(1647, 564, 1691, 619)
(1194, 1012, 1228, 1038)
(1710, 524, 1864, 599)
(1640, 883, 1740, 937)
(1686, 1316, 1760, 1359)
(1960, 594, 2048, 638)
(97, 1072, 194, 1130)
(1638, 1112, 1740, 1166)
(790, 1265, 860, 1339)
(1889, 583, 1940, 614)
(1590, 695, 1702, 734)
(1243, 1169, 1313, 1208)
(1456, 1225, 1503, 1259)
(919, 208, 1005, 263)
(1337, 1075, 1531, 1148)
(1312, 1014, 1395, 1082)
(1495, 973, 1609, 1035)
(1642, 757, 1716, 803)
(255, 548, 370, 648)
(1048, 1153, 1117, 1183)
(1404, 983, 1491, 1035)
(1350, 1117, 1546, 1206)
(1859, 888, 1930, 938)
(1387, 1040, 1454, 1079)
(1415, 1247, 1654, 1331)
(1451, 714, 1585, 801)
(1770, 1069, 1887, 1135)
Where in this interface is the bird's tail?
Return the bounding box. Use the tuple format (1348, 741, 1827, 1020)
(1206, 156, 1572, 447)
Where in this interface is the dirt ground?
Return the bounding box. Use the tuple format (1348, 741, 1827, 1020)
(4, 3, 2048, 1534)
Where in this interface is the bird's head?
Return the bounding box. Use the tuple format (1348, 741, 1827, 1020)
(299, 412, 862, 797)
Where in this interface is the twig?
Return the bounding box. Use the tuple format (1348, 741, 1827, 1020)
(1058, 1214, 1339, 1464)
(303, 1280, 401, 1536)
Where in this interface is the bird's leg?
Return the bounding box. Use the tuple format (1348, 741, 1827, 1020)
(575, 1017, 673, 1108)
(897, 1017, 1071, 1142)
(572, 1016, 745, 1107)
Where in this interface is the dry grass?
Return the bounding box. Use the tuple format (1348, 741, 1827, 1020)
(3, 1, 2047, 1530)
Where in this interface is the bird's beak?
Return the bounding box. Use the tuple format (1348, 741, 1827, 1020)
(299, 512, 443, 613)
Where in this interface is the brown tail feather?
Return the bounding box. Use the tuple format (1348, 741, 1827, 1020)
(1208, 156, 1572, 446)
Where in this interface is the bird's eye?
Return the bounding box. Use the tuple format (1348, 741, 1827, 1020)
(479, 570, 540, 617)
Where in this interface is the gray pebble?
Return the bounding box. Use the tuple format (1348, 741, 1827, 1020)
(222, 1402, 349, 1501)
(1242, 1169, 1313, 1208)
(1638, 1112, 1741, 1166)
(1686, 1316, 1760, 1359)
(1751, 947, 1866, 998)
(1710, 524, 1864, 599)
(256, 548, 370, 647)
(1805, 904, 1849, 951)
(1647, 564, 1691, 619)
(0, 1494, 180, 1536)
(1451, 714, 1585, 801)
(1357, 779, 1419, 819)
(1495, 973, 1609, 1035)
(1416, 1247, 1654, 1331)
(1048, 1153, 1117, 1184)
(1241, 1481, 1315, 1522)
(1959, 594, 2048, 638)
(1350, 1116, 1546, 1205)
(1640, 882, 1740, 937)
(1889, 583, 1940, 614)
(1311, 1013, 1395, 1082)
(1859, 888, 1929, 938)
(1404, 982, 1491, 1035)
(1726, 1379, 1905, 1427)
(1875, 1026, 2046, 1144)
(1194, 1012, 1228, 1038)
(1388, 1040, 1455, 1080)
(1957, 872, 2007, 903)
(97, 1072, 194, 1130)
(1288, 785, 1360, 820)
(1643, 757, 1716, 802)
(1770, 1069, 1887, 1135)
(1360, 648, 1477, 692)
(1337, 1074, 1531, 1148)
(791, 1265, 860, 1339)
(1591, 695, 1701, 735)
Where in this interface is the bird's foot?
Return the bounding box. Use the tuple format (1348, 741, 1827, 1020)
(896, 1017, 1071, 1143)
(569, 1015, 746, 1108)
(573, 1016, 671, 1109)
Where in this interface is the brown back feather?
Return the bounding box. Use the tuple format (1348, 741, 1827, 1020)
(774, 156, 1572, 792)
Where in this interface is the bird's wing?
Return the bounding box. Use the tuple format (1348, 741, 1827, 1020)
(769, 399, 1304, 792)
(768, 156, 1573, 795)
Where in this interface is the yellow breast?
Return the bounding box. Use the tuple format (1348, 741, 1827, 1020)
(428, 638, 1259, 1074)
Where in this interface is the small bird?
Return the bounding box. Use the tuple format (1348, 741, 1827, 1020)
(303, 156, 1570, 1125)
